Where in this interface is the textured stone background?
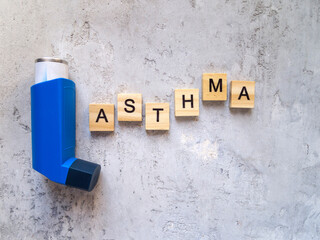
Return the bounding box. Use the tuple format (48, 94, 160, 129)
(0, 0, 319, 239)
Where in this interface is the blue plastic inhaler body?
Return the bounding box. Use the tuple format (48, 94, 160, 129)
(31, 58, 100, 191)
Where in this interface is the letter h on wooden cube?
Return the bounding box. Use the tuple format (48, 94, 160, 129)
(175, 89, 199, 117)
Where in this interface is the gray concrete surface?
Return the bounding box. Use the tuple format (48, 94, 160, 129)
(0, 0, 320, 239)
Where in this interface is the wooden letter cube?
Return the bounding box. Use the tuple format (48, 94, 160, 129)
(145, 103, 170, 130)
(230, 81, 255, 108)
(175, 89, 199, 116)
(202, 73, 227, 101)
(118, 93, 142, 121)
(89, 104, 114, 131)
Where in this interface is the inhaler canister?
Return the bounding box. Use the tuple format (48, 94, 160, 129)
(35, 57, 69, 84)
(31, 57, 101, 191)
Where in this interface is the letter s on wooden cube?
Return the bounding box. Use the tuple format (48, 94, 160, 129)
(117, 93, 142, 121)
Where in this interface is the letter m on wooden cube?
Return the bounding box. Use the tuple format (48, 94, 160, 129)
(202, 73, 227, 101)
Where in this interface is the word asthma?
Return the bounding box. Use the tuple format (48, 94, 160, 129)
(89, 73, 255, 131)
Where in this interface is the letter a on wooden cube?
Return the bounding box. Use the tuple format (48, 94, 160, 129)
(230, 81, 255, 108)
(202, 73, 227, 101)
(118, 93, 142, 121)
(145, 103, 170, 130)
(89, 104, 114, 131)
(175, 89, 199, 116)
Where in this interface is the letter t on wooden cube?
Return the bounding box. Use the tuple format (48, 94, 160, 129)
(230, 81, 255, 108)
(145, 103, 170, 130)
(202, 73, 227, 101)
(175, 89, 199, 116)
(117, 93, 142, 121)
(89, 104, 114, 131)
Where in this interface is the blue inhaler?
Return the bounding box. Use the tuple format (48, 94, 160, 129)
(31, 58, 100, 191)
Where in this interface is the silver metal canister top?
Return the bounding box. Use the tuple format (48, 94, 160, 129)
(35, 57, 69, 84)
